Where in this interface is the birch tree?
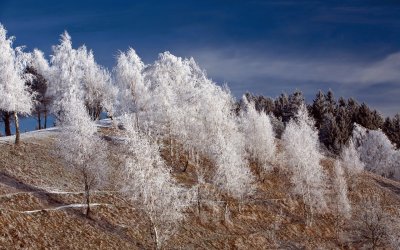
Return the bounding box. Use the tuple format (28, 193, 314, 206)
(333, 161, 351, 218)
(113, 51, 255, 199)
(0, 24, 34, 144)
(352, 124, 400, 180)
(56, 98, 108, 217)
(239, 96, 276, 175)
(282, 104, 327, 224)
(144, 52, 254, 198)
(119, 115, 193, 249)
(341, 138, 364, 176)
(48, 31, 84, 120)
(113, 48, 147, 115)
(49, 31, 116, 121)
(29, 49, 51, 129)
(79, 47, 117, 119)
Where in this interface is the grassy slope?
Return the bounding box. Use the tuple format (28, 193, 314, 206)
(0, 127, 400, 249)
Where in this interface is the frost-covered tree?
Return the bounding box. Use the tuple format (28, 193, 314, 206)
(239, 96, 276, 174)
(79, 47, 117, 120)
(356, 194, 392, 249)
(28, 49, 51, 129)
(113, 48, 147, 114)
(282, 104, 327, 222)
(0, 24, 35, 144)
(121, 51, 255, 198)
(352, 124, 399, 180)
(56, 98, 108, 217)
(48, 31, 85, 121)
(341, 139, 364, 177)
(119, 115, 193, 249)
(49, 31, 115, 122)
(333, 161, 351, 218)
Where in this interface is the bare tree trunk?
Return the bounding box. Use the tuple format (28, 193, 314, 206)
(3, 112, 12, 136)
(84, 178, 90, 218)
(44, 110, 47, 129)
(224, 202, 231, 223)
(149, 217, 160, 250)
(154, 225, 160, 250)
(95, 105, 101, 120)
(14, 112, 20, 145)
(197, 185, 201, 216)
(37, 111, 42, 130)
(182, 158, 189, 172)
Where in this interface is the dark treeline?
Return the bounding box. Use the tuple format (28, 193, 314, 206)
(238, 90, 400, 154)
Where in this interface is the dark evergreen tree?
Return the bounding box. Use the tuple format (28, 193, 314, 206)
(311, 90, 326, 129)
(335, 105, 353, 149)
(244, 92, 275, 114)
(383, 114, 400, 149)
(346, 98, 360, 125)
(284, 90, 304, 123)
(274, 93, 289, 121)
(257, 96, 275, 114)
(325, 89, 336, 114)
(337, 96, 346, 108)
(371, 110, 384, 130)
(319, 112, 341, 153)
(355, 103, 383, 130)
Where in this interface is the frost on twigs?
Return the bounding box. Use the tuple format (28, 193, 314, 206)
(352, 124, 400, 180)
(341, 139, 364, 177)
(333, 161, 351, 219)
(282, 104, 328, 222)
(355, 193, 400, 249)
(56, 99, 108, 217)
(113, 48, 146, 115)
(118, 114, 195, 249)
(239, 96, 276, 177)
(0, 24, 35, 144)
(114, 51, 255, 199)
(49, 31, 116, 121)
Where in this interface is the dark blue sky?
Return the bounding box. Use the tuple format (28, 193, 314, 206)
(1, 0, 399, 116)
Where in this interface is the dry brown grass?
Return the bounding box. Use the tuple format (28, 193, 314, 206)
(1, 131, 400, 249)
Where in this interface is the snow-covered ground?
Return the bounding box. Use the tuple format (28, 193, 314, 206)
(0, 118, 115, 144)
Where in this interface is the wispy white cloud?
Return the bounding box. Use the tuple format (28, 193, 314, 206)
(189, 47, 400, 86)
(184, 47, 400, 116)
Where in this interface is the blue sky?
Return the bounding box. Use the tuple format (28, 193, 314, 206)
(1, 0, 399, 116)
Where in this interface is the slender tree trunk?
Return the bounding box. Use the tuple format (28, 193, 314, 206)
(149, 216, 160, 250)
(37, 111, 41, 130)
(3, 112, 11, 136)
(44, 110, 47, 129)
(84, 179, 90, 218)
(182, 158, 189, 172)
(224, 202, 230, 223)
(154, 225, 159, 250)
(14, 112, 20, 145)
(95, 105, 101, 120)
(197, 185, 201, 216)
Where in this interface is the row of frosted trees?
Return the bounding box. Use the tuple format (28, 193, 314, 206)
(1, 24, 399, 248)
(243, 90, 400, 153)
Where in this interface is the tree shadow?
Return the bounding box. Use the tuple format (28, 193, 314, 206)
(0, 171, 143, 248)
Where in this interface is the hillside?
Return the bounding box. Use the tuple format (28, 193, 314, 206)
(1, 123, 400, 249)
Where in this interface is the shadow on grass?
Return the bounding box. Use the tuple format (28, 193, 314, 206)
(0, 171, 143, 248)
